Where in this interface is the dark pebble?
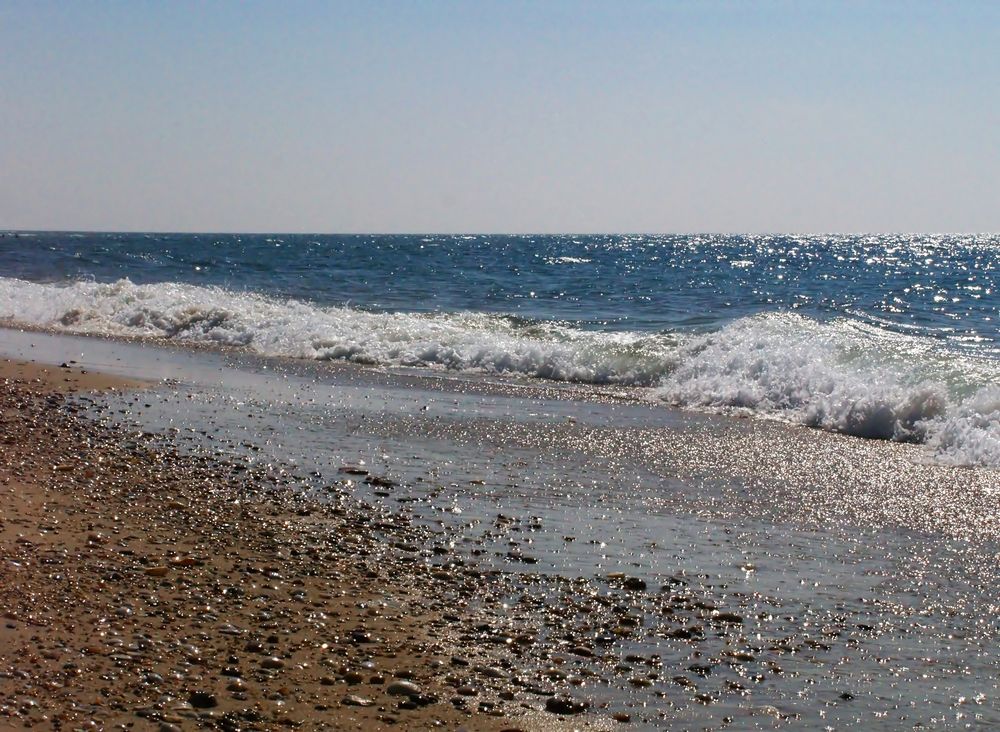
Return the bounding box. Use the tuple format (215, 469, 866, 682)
(188, 691, 218, 709)
(545, 697, 590, 715)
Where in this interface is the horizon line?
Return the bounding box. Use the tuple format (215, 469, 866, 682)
(4, 229, 998, 238)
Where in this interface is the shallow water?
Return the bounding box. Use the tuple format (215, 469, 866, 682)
(2, 328, 998, 729)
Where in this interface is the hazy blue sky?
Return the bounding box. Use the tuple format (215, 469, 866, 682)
(1, 1, 997, 233)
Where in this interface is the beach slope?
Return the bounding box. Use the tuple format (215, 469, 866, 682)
(0, 359, 578, 731)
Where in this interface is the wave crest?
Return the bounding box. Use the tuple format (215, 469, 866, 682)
(0, 277, 675, 385)
(656, 314, 998, 465)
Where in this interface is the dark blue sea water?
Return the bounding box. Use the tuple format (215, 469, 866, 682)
(1, 232, 998, 465)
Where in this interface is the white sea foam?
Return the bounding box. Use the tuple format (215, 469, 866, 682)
(921, 386, 1000, 468)
(0, 276, 996, 467)
(656, 314, 1000, 467)
(0, 276, 676, 385)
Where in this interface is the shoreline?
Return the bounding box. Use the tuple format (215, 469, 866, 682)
(0, 358, 603, 731)
(1, 317, 998, 473)
(0, 321, 646, 407)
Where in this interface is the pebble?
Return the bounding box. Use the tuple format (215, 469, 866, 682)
(475, 665, 507, 679)
(624, 577, 647, 591)
(713, 611, 744, 624)
(387, 680, 421, 696)
(545, 696, 590, 715)
(342, 694, 375, 707)
(187, 691, 218, 709)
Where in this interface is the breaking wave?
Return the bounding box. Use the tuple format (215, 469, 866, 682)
(656, 315, 999, 468)
(0, 276, 996, 467)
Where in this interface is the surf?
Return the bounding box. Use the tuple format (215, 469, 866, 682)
(1, 275, 996, 467)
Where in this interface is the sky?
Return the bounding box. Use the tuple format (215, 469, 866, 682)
(1, 1, 997, 234)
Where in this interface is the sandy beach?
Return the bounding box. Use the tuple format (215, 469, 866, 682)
(0, 357, 607, 731)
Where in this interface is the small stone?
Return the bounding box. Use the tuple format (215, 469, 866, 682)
(713, 611, 744, 624)
(145, 566, 169, 577)
(342, 695, 374, 707)
(545, 697, 589, 715)
(624, 577, 646, 591)
(339, 466, 369, 475)
(387, 680, 421, 696)
(260, 657, 285, 669)
(475, 665, 506, 679)
(188, 691, 218, 709)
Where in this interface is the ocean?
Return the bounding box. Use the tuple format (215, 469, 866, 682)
(0, 232, 997, 467)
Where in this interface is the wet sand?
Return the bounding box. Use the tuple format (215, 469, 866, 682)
(0, 358, 603, 731)
(0, 357, 147, 393)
